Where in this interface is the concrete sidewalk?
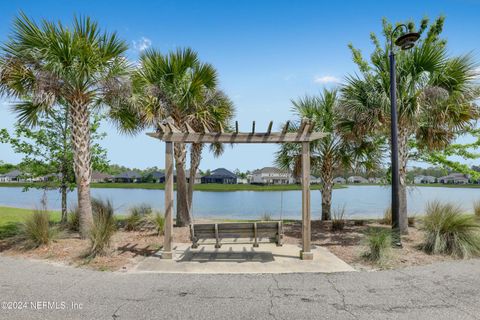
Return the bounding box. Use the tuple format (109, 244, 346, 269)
(133, 243, 355, 273)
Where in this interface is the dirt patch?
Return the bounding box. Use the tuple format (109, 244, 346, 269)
(0, 219, 457, 271)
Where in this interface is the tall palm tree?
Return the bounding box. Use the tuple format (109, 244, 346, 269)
(186, 91, 235, 212)
(341, 17, 479, 233)
(129, 48, 227, 226)
(276, 89, 382, 220)
(0, 14, 129, 237)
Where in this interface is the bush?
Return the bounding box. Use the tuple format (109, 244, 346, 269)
(382, 207, 392, 225)
(331, 206, 346, 231)
(88, 198, 116, 258)
(125, 204, 153, 231)
(22, 209, 57, 248)
(354, 220, 365, 226)
(260, 212, 272, 221)
(67, 206, 80, 232)
(473, 200, 480, 217)
(363, 227, 391, 263)
(149, 213, 165, 235)
(421, 201, 480, 258)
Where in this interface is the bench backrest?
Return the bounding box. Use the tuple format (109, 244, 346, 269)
(192, 222, 282, 240)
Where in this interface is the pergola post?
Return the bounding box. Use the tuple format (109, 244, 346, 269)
(301, 141, 313, 260)
(163, 141, 174, 259)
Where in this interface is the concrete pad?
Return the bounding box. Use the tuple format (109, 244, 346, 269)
(132, 243, 355, 274)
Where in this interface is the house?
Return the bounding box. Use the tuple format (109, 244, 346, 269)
(333, 177, 346, 184)
(368, 177, 383, 184)
(0, 170, 23, 182)
(155, 170, 202, 184)
(91, 171, 113, 183)
(310, 176, 322, 184)
(414, 175, 436, 184)
(237, 178, 248, 184)
(250, 167, 294, 185)
(201, 168, 237, 184)
(438, 173, 469, 184)
(113, 171, 142, 183)
(347, 176, 368, 184)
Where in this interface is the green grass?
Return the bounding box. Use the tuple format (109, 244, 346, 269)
(0, 206, 60, 239)
(0, 182, 345, 191)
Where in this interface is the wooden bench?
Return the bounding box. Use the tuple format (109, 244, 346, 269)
(190, 222, 283, 248)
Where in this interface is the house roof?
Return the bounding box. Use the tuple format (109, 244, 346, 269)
(4, 170, 22, 178)
(92, 171, 113, 180)
(114, 171, 141, 179)
(333, 176, 346, 181)
(439, 173, 468, 180)
(152, 170, 202, 179)
(203, 168, 237, 179)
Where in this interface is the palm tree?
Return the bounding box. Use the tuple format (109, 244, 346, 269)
(276, 89, 382, 220)
(341, 17, 479, 233)
(129, 48, 229, 226)
(0, 14, 129, 237)
(186, 91, 235, 212)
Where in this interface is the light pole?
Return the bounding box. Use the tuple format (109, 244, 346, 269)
(389, 25, 419, 245)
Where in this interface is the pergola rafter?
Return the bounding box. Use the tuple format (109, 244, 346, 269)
(147, 118, 327, 260)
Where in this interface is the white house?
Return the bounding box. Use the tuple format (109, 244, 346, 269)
(0, 170, 23, 182)
(414, 175, 436, 184)
(438, 173, 469, 184)
(333, 177, 346, 184)
(251, 167, 294, 185)
(347, 176, 368, 184)
(368, 177, 383, 184)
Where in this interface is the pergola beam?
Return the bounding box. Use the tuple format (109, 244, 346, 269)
(147, 132, 327, 143)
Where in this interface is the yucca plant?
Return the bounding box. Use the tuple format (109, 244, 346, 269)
(88, 199, 116, 258)
(331, 206, 347, 231)
(22, 209, 58, 248)
(473, 200, 480, 217)
(363, 227, 391, 263)
(422, 201, 480, 258)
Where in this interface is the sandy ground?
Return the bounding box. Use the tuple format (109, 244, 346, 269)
(0, 219, 454, 271)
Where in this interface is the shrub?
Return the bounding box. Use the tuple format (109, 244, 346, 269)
(22, 209, 57, 248)
(149, 212, 165, 235)
(363, 227, 391, 263)
(473, 200, 480, 217)
(382, 207, 392, 225)
(421, 201, 480, 258)
(354, 220, 365, 226)
(88, 198, 116, 258)
(260, 212, 272, 221)
(331, 206, 346, 231)
(125, 204, 153, 231)
(408, 216, 416, 228)
(67, 206, 80, 232)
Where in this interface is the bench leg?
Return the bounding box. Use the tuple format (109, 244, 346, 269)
(191, 240, 199, 249)
(276, 233, 283, 247)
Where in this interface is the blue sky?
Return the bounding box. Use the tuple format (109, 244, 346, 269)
(0, 0, 479, 171)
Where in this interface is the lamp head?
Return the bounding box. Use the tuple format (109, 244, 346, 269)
(395, 32, 420, 50)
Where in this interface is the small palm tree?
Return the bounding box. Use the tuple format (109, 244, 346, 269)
(0, 14, 129, 237)
(276, 89, 382, 220)
(341, 17, 479, 233)
(127, 48, 231, 226)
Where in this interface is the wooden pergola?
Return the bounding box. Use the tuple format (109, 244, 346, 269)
(147, 118, 327, 260)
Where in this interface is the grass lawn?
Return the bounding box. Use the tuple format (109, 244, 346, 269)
(0, 182, 345, 191)
(0, 206, 60, 239)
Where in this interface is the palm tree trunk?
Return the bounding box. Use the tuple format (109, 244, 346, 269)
(174, 142, 190, 226)
(70, 101, 93, 238)
(61, 183, 68, 223)
(320, 157, 334, 221)
(398, 129, 409, 234)
(188, 143, 203, 211)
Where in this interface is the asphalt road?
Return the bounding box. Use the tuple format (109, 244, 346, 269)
(1, 256, 479, 320)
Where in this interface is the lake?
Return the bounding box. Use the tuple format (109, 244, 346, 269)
(1, 185, 479, 219)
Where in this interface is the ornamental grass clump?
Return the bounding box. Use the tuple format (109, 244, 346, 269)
(125, 204, 153, 231)
(67, 206, 80, 232)
(150, 212, 165, 236)
(331, 206, 346, 231)
(22, 209, 58, 248)
(421, 201, 480, 258)
(363, 228, 391, 263)
(88, 198, 116, 258)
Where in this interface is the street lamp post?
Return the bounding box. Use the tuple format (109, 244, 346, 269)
(389, 25, 419, 245)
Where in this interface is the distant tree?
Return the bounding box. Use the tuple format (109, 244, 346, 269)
(0, 107, 108, 222)
(0, 161, 17, 174)
(341, 17, 479, 232)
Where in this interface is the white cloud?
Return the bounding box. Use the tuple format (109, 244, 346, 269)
(474, 67, 480, 79)
(313, 75, 340, 84)
(132, 37, 152, 52)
